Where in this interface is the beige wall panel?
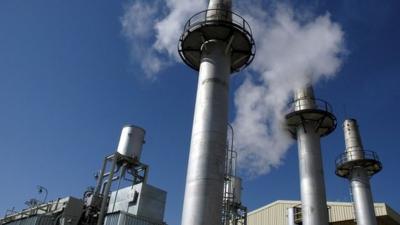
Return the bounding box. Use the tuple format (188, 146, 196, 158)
(247, 201, 398, 225)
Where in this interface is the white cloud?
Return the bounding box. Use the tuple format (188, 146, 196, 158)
(121, 0, 167, 78)
(154, 0, 207, 57)
(232, 4, 346, 177)
(121, 0, 207, 78)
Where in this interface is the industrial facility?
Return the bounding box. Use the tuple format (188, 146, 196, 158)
(1, 125, 168, 225)
(0, 1, 398, 225)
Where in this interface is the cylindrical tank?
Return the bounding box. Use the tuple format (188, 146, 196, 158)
(225, 176, 242, 204)
(343, 119, 364, 161)
(116, 125, 145, 160)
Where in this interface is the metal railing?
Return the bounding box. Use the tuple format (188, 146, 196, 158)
(287, 98, 334, 113)
(182, 9, 253, 38)
(0, 200, 58, 224)
(335, 150, 380, 167)
(293, 205, 302, 224)
(292, 204, 331, 224)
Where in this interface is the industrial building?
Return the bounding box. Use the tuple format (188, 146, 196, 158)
(247, 200, 400, 225)
(0, 125, 167, 225)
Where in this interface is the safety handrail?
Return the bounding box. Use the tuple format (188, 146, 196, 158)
(182, 9, 253, 37)
(287, 98, 334, 113)
(335, 150, 380, 167)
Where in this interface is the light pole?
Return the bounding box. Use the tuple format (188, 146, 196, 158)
(37, 185, 48, 203)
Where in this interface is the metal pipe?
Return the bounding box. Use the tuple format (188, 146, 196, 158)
(207, 0, 232, 22)
(350, 167, 377, 225)
(94, 157, 108, 195)
(287, 207, 295, 225)
(208, 0, 231, 10)
(111, 165, 126, 212)
(343, 119, 378, 225)
(295, 86, 329, 225)
(143, 165, 149, 184)
(97, 155, 118, 225)
(181, 39, 231, 225)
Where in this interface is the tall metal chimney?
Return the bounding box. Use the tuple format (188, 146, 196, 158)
(285, 86, 336, 225)
(178, 0, 255, 224)
(335, 119, 382, 225)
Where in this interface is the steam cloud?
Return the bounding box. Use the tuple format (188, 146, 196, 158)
(121, 0, 207, 78)
(233, 4, 345, 177)
(121, 1, 346, 177)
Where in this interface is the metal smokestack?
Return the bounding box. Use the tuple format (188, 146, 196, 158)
(285, 85, 336, 225)
(208, 0, 232, 10)
(178, 0, 255, 224)
(335, 119, 382, 225)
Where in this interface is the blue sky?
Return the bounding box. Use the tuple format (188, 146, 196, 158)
(0, 1, 399, 225)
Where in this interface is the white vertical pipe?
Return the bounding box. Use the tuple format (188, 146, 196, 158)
(97, 156, 118, 225)
(287, 207, 296, 225)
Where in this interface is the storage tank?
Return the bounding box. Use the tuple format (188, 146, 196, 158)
(116, 125, 145, 160)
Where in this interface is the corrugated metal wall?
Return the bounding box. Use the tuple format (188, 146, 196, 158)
(247, 201, 390, 225)
(328, 202, 386, 222)
(4, 215, 54, 225)
(104, 212, 165, 225)
(247, 201, 299, 225)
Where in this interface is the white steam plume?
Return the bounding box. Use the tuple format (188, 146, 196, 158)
(121, 1, 346, 177)
(233, 4, 345, 177)
(121, 0, 207, 78)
